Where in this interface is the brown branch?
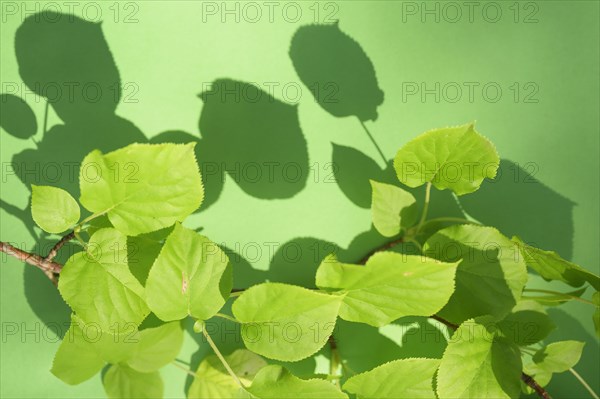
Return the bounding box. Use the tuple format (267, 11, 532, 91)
(358, 237, 403, 264)
(44, 231, 75, 262)
(1, 241, 62, 284)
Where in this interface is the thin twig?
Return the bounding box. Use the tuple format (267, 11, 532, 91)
(44, 231, 75, 262)
(202, 328, 244, 389)
(358, 237, 403, 264)
(569, 368, 599, 399)
(358, 119, 387, 165)
(1, 241, 62, 274)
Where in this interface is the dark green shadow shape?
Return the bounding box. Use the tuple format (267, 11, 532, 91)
(0, 93, 37, 139)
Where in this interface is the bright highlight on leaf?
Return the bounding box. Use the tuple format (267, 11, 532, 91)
(437, 317, 522, 399)
(424, 225, 528, 324)
(393, 123, 499, 195)
(79, 143, 203, 236)
(103, 364, 163, 399)
(145, 223, 230, 322)
(31, 185, 80, 233)
(513, 237, 600, 291)
(58, 228, 150, 330)
(370, 180, 417, 237)
(245, 365, 348, 399)
(343, 358, 440, 398)
(188, 349, 267, 399)
(316, 253, 457, 327)
(231, 283, 342, 361)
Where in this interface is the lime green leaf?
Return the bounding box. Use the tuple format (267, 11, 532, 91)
(522, 287, 587, 306)
(498, 300, 555, 345)
(245, 365, 348, 398)
(513, 237, 599, 291)
(58, 228, 150, 330)
(424, 225, 528, 324)
(393, 123, 499, 195)
(188, 349, 267, 398)
(231, 283, 341, 361)
(79, 143, 203, 236)
(145, 224, 229, 321)
(343, 358, 440, 398)
(126, 322, 184, 373)
(531, 341, 585, 373)
(370, 180, 417, 237)
(522, 362, 552, 394)
(51, 319, 105, 385)
(437, 317, 522, 399)
(103, 364, 163, 399)
(316, 253, 457, 327)
(31, 185, 80, 233)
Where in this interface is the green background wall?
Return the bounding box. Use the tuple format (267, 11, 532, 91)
(1, 1, 598, 398)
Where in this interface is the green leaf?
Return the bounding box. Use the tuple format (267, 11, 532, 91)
(103, 364, 163, 399)
(58, 228, 150, 330)
(343, 358, 440, 398)
(126, 322, 184, 373)
(531, 341, 585, 373)
(316, 253, 457, 327)
(393, 123, 499, 195)
(79, 143, 203, 236)
(188, 349, 267, 398)
(31, 185, 80, 233)
(245, 365, 348, 398)
(231, 283, 342, 361)
(437, 317, 522, 399)
(51, 318, 105, 385)
(513, 237, 599, 291)
(145, 223, 229, 321)
(370, 180, 417, 237)
(497, 300, 555, 345)
(522, 287, 587, 306)
(424, 225, 528, 324)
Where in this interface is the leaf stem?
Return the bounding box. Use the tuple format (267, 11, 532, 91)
(569, 368, 599, 399)
(171, 361, 197, 378)
(202, 326, 244, 388)
(417, 182, 432, 232)
(329, 335, 341, 388)
(215, 313, 240, 324)
(523, 288, 595, 306)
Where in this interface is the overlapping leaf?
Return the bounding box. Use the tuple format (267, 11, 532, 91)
(103, 364, 163, 399)
(79, 143, 203, 236)
(437, 317, 522, 399)
(497, 300, 555, 346)
(394, 123, 499, 195)
(145, 223, 230, 321)
(231, 283, 341, 361)
(58, 228, 150, 330)
(370, 180, 417, 237)
(316, 253, 457, 327)
(32, 185, 80, 233)
(424, 225, 528, 324)
(343, 358, 440, 398)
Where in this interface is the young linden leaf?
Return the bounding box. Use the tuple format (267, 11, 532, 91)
(497, 300, 555, 346)
(51, 318, 105, 385)
(31, 185, 80, 233)
(79, 143, 203, 236)
(343, 358, 440, 398)
(315, 253, 457, 327)
(231, 283, 342, 361)
(58, 228, 150, 331)
(370, 180, 417, 237)
(145, 223, 229, 321)
(393, 123, 499, 196)
(513, 237, 600, 291)
(188, 349, 267, 399)
(245, 365, 348, 399)
(103, 364, 163, 399)
(531, 341, 585, 373)
(437, 317, 522, 399)
(126, 322, 184, 373)
(423, 225, 528, 324)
